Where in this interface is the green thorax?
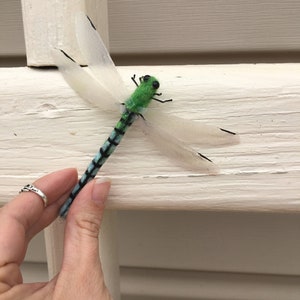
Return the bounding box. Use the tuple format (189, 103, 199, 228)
(124, 75, 159, 114)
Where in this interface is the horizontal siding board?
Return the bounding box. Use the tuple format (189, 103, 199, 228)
(21, 262, 48, 283)
(121, 267, 300, 300)
(109, 0, 300, 54)
(1, 1, 300, 63)
(0, 0, 25, 55)
(118, 211, 300, 275)
(20, 262, 300, 299)
(24, 231, 46, 263)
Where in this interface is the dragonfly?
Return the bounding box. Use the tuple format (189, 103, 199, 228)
(53, 12, 239, 218)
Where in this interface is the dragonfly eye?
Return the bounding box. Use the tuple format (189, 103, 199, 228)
(152, 80, 160, 89)
(143, 75, 150, 81)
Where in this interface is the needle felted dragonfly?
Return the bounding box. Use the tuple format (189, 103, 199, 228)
(53, 12, 239, 218)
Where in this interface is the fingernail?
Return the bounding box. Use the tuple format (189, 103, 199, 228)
(92, 177, 111, 205)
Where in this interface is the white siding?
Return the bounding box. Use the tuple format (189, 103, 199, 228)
(2, 1, 300, 62)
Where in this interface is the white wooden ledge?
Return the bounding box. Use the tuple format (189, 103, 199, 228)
(0, 64, 299, 212)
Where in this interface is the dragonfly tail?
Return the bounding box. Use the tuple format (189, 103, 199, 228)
(59, 111, 136, 218)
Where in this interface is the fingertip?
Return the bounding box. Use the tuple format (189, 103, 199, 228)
(62, 179, 111, 267)
(66, 178, 111, 219)
(92, 178, 111, 206)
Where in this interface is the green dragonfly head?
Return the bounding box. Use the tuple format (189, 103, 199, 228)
(125, 75, 160, 114)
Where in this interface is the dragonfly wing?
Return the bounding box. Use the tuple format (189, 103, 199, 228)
(146, 110, 240, 147)
(52, 48, 118, 111)
(137, 117, 219, 175)
(75, 12, 130, 102)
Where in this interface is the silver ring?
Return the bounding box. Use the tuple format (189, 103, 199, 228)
(19, 184, 48, 207)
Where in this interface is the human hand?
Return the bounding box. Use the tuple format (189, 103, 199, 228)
(0, 168, 112, 299)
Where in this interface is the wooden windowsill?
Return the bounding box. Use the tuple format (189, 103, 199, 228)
(1, 63, 299, 213)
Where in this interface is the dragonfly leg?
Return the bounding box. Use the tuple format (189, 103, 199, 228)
(131, 74, 172, 102)
(152, 97, 173, 103)
(131, 74, 139, 87)
(138, 113, 145, 120)
(220, 127, 237, 135)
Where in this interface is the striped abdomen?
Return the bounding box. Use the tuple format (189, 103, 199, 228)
(59, 110, 137, 218)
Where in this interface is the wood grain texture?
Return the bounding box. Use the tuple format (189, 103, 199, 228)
(1, 64, 299, 212)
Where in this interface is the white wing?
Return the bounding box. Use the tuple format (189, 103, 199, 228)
(146, 110, 240, 147)
(52, 48, 118, 111)
(53, 11, 238, 173)
(75, 12, 130, 102)
(137, 117, 219, 175)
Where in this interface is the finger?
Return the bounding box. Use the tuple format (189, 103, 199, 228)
(60, 178, 110, 280)
(7, 168, 77, 230)
(0, 168, 78, 265)
(26, 169, 79, 239)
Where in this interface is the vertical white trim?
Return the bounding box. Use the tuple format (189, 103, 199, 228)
(44, 219, 64, 276)
(44, 213, 121, 300)
(21, 0, 108, 66)
(21, 1, 120, 298)
(100, 211, 121, 300)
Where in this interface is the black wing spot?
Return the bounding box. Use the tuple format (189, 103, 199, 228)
(60, 49, 76, 63)
(198, 152, 213, 163)
(86, 15, 97, 30)
(220, 128, 236, 135)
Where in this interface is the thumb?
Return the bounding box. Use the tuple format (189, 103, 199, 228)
(62, 178, 111, 272)
(55, 178, 112, 299)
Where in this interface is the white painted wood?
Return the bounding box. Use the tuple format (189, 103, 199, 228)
(100, 211, 121, 300)
(21, 0, 82, 65)
(21, 0, 108, 66)
(0, 64, 299, 211)
(44, 219, 65, 277)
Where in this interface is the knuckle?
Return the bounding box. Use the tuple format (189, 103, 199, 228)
(75, 214, 101, 239)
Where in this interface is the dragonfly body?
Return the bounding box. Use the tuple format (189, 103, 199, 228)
(60, 76, 161, 217)
(53, 12, 239, 218)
